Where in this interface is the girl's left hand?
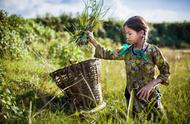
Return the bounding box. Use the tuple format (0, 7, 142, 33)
(136, 82, 155, 101)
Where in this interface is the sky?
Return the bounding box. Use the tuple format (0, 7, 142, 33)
(0, 0, 190, 23)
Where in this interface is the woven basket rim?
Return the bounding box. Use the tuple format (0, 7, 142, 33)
(50, 59, 99, 77)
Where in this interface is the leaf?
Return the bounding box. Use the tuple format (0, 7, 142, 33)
(126, 89, 134, 123)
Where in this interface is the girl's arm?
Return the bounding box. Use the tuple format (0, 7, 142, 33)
(87, 31, 124, 60)
(153, 46, 170, 85)
(137, 46, 170, 100)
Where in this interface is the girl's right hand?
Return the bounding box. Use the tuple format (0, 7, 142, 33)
(86, 31, 94, 40)
(86, 31, 98, 47)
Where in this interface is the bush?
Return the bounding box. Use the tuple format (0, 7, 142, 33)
(0, 10, 27, 59)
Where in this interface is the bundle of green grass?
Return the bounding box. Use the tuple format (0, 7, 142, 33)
(71, 0, 109, 45)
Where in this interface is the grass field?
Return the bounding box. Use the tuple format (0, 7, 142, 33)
(1, 48, 190, 124)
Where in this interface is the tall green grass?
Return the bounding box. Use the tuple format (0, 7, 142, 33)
(1, 49, 190, 124)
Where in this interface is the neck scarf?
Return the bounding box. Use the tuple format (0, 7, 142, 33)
(118, 43, 149, 61)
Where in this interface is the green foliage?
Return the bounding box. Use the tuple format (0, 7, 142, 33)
(0, 65, 5, 84)
(35, 0, 109, 46)
(72, 0, 109, 45)
(0, 9, 88, 68)
(103, 19, 124, 43)
(0, 10, 27, 59)
(35, 13, 78, 32)
(159, 49, 190, 124)
(149, 22, 190, 48)
(34, 13, 190, 48)
(0, 86, 25, 123)
(49, 40, 85, 66)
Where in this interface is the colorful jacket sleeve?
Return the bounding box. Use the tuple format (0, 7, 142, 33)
(94, 43, 124, 60)
(153, 46, 170, 85)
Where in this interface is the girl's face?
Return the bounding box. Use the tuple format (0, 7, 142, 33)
(124, 26, 143, 44)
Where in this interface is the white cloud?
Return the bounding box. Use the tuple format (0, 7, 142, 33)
(104, 0, 133, 19)
(1, 0, 83, 18)
(140, 9, 179, 23)
(0, 0, 189, 22)
(104, 0, 189, 22)
(26, 2, 83, 18)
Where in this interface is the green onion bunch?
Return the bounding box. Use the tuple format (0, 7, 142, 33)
(72, 0, 109, 45)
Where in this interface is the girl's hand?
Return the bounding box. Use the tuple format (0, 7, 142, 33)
(86, 31, 94, 40)
(137, 79, 162, 101)
(86, 31, 98, 47)
(136, 82, 155, 101)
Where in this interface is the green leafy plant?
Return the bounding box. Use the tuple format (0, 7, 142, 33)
(0, 65, 5, 84)
(71, 0, 109, 45)
(0, 87, 24, 122)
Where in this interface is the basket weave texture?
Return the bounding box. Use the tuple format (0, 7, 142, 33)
(50, 59, 103, 112)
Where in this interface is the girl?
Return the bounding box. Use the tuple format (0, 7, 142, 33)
(87, 16, 170, 121)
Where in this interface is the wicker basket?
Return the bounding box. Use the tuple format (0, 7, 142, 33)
(50, 59, 105, 113)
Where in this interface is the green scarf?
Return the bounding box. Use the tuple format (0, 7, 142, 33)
(118, 43, 149, 61)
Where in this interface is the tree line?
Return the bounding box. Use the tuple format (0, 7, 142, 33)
(34, 13, 190, 48)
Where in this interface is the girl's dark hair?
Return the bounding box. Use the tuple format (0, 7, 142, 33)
(123, 16, 149, 41)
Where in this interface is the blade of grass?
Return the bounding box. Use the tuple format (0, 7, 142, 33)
(126, 89, 134, 123)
